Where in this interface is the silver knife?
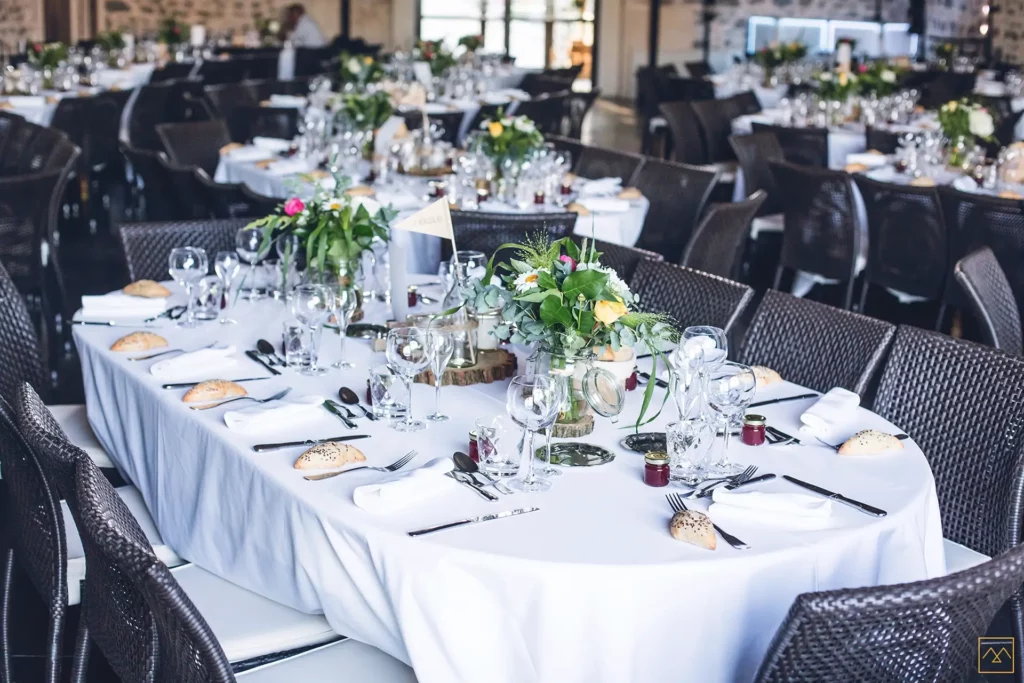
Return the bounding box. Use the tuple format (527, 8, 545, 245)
(252, 434, 369, 453)
(697, 473, 777, 498)
(783, 475, 887, 517)
(408, 507, 540, 536)
(72, 320, 157, 328)
(447, 471, 498, 501)
(162, 377, 273, 389)
(749, 393, 818, 408)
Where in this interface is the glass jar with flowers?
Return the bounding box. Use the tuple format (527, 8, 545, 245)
(338, 52, 384, 88)
(27, 42, 68, 89)
(457, 34, 484, 56)
(938, 99, 996, 169)
(472, 111, 544, 198)
(337, 90, 394, 159)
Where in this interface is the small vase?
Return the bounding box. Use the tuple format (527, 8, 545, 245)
(762, 69, 776, 89)
(529, 346, 594, 426)
(948, 135, 973, 170)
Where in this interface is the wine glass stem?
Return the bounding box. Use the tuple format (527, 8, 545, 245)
(184, 283, 194, 325)
(545, 427, 553, 469)
(403, 375, 414, 427)
(433, 380, 441, 414)
(310, 325, 321, 371)
(520, 427, 535, 484)
(720, 425, 731, 465)
(338, 326, 346, 359)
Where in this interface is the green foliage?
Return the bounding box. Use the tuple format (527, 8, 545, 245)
(340, 90, 394, 131)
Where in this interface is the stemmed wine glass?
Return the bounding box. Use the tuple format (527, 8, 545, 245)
(214, 251, 240, 324)
(385, 328, 431, 432)
(327, 285, 358, 369)
(291, 284, 334, 376)
(704, 362, 756, 476)
(235, 227, 269, 303)
(168, 247, 208, 328)
(425, 330, 454, 421)
(681, 326, 728, 368)
(507, 374, 566, 493)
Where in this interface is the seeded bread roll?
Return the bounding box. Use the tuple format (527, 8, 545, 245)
(293, 442, 367, 469)
(617, 187, 643, 200)
(123, 280, 171, 298)
(182, 380, 247, 404)
(910, 177, 936, 187)
(751, 366, 782, 386)
(567, 202, 590, 216)
(838, 429, 904, 456)
(669, 510, 716, 550)
(219, 142, 244, 155)
(110, 332, 168, 352)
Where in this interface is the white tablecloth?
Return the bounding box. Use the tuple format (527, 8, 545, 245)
(93, 63, 155, 90)
(732, 111, 867, 170)
(399, 92, 525, 146)
(712, 77, 788, 110)
(74, 282, 944, 683)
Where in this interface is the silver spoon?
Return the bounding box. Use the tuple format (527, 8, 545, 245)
(453, 451, 514, 495)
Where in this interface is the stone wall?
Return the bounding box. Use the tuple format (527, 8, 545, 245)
(0, 0, 43, 45)
(994, 1, 1024, 64)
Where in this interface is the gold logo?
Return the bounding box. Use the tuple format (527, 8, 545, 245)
(979, 637, 1015, 675)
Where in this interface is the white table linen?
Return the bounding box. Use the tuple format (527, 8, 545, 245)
(74, 280, 945, 683)
(92, 63, 155, 90)
(732, 111, 867, 170)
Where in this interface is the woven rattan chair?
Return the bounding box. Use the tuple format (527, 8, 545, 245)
(630, 259, 753, 332)
(754, 538, 1024, 683)
(127, 81, 177, 151)
(0, 113, 41, 175)
(955, 247, 1023, 354)
(632, 159, 718, 265)
(690, 99, 736, 164)
(195, 170, 267, 220)
(0, 110, 24, 166)
(574, 145, 644, 183)
(119, 218, 251, 282)
(587, 239, 663, 283)
(196, 58, 250, 85)
(444, 211, 577, 266)
(752, 123, 829, 168)
(865, 126, 900, 155)
(658, 101, 706, 165)
(158, 155, 214, 220)
(681, 191, 766, 277)
(0, 168, 67, 300)
(565, 89, 600, 139)
(731, 91, 762, 116)
(19, 127, 73, 173)
(204, 83, 261, 142)
(120, 142, 179, 222)
(684, 61, 712, 79)
(236, 106, 301, 142)
(738, 290, 896, 395)
(730, 133, 784, 216)
(515, 92, 569, 136)
(156, 120, 232, 176)
(769, 160, 861, 309)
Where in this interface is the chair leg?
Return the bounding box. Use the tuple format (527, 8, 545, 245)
(70, 618, 90, 683)
(857, 281, 870, 316)
(1, 549, 12, 683)
(842, 278, 856, 311)
(934, 302, 948, 332)
(772, 265, 785, 291)
(44, 610, 64, 683)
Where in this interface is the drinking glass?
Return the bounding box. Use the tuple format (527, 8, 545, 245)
(666, 419, 714, 485)
(506, 374, 566, 493)
(476, 416, 517, 476)
(453, 250, 487, 280)
(681, 326, 728, 368)
(283, 321, 308, 370)
(235, 227, 269, 303)
(195, 276, 221, 321)
(214, 250, 240, 324)
(385, 328, 431, 432)
(291, 284, 334, 376)
(668, 343, 704, 420)
(327, 285, 358, 369)
(168, 247, 208, 328)
(425, 330, 454, 421)
(369, 364, 407, 420)
(704, 362, 757, 476)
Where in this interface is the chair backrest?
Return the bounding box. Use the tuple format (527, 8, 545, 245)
(589, 239, 663, 283)
(574, 145, 644, 183)
(19, 127, 71, 173)
(752, 123, 828, 168)
(514, 93, 569, 137)
(754, 539, 1024, 683)
(127, 82, 177, 151)
(118, 218, 256, 282)
(203, 83, 260, 142)
(0, 113, 41, 175)
(864, 126, 900, 154)
(738, 290, 896, 395)
(194, 169, 265, 220)
(196, 58, 250, 86)
(156, 120, 232, 177)
(873, 325, 1024, 557)
(119, 143, 178, 222)
(853, 174, 947, 300)
(690, 98, 735, 164)
(17, 382, 78, 503)
(565, 89, 600, 139)
(731, 91, 762, 116)
(443, 211, 577, 266)
(0, 168, 69, 299)
(157, 156, 213, 220)
(658, 101, 705, 165)
(955, 247, 1023, 355)
(150, 62, 196, 82)
(0, 261, 47, 402)
(630, 259, 753, 332)
(684, 61, 712, 79)
(0, 110, 23, 164)
(632, 159, 718, 265)
(681, 191, 766, 277)
(730, 132, 785, 216)
(84, 95, 124, 171)
(48, 96, 93, 161)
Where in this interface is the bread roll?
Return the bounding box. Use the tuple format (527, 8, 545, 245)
(910, 177, 936, 187)
(567, 202, 590, 216)
(219, 142, 244, 155)
(999, 190, 1024, 200)
(123, 280, 171, 298)
(845, 163, 869, 174)
(182, 380, 247, 404)
(617, 187, 643, 200)
(752, 366, 783, 386)
(669, 510, 716, 550)
(110, 332, 168, 352)
(345, 185, 376, 197)
(838, 429, 904, 455)
(294, 442, 366, 469)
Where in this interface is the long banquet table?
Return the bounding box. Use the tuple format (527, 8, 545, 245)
(73, 279, 945, 682)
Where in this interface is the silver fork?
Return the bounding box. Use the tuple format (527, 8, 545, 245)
(666, 493, 749, 550)
(304, 449, 418, 481)
(681, 465, 757, 499)
(128, 342, 216, 362)
(189, 388, 292, 411)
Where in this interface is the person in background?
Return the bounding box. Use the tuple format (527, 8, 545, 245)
(281, 3, 326, 47)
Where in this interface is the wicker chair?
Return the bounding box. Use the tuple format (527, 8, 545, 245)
(731, 91, 762, 116)
(583, 239, 663, 283)
(955, 247, 1023, 355)
(754, 538, 1024, 683)
(630, 259, 753, 332)
(443, 211, 577, 266)
(196, 58, 250, 85)
(119, 218, 251, 282)
(0, 168, 68, 301)
(126, 81, 178, 151)
(158, 156, 214, 220)
(204, 83, 261, 142)
(0, 112, 41, 175)
(658, 101, 706, 165)
(156, 120, 232, 176)
(632, 159, 718, 265)
(515, 92, 569, 137)
(195, 170, 267, 220)
(865, 126, 900, 155)
(19, 127, 73, 173)
(237, 105, 301, 142)
(730, 133, 785, 216)
(738, 290, 896, 395)
(575, 145, 645, 182)
(120, 143, 179, 222)
(684, 61, 712, 79)
(769, 161, 861, 309)
(681, 191, 766, 278)
(0, 110, 24, 167)
(565, 89, 600, 139)
(690, 99, 736, 164)
(149, 62, 197, 82)
(752, 123, 829, 168)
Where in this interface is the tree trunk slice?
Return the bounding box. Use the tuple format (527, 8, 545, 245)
(552, 414, 595, 438)
(413, 349, 517, 386)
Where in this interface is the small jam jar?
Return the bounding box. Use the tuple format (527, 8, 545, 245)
(407, 285, 418, 308)
(365, 379, 373, 406)
(534, 190, 545, 205)
(644, 451, 671, 487)
(625, 371, 638, 392)
(742, 414, 767, 446)
(468, 430, 480, 462)
(560, 180, 573, 196)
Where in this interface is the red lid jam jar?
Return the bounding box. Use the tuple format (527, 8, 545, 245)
(407, 285, 418, 308)
(534, 190, 545, 205)
(468, 430, 480, 462)
(625, 371, 638, 392)
(644, 451, 671, 487)
(742, 414, 766, 446)
(560, 180, 573, 196)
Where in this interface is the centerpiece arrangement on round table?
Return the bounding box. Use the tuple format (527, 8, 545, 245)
(471, 110, 545, 200)
(752, 41, 806, 87)
(938, 98, 996, 169)
(338, 52, 385, 88)
(336, 89, 395, 159)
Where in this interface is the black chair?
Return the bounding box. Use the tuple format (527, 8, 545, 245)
(48, 97, 92, 166)
(752, 123, 829, 168)
(444, 212, 577, 267)
(588, 239, 663, 283)
(0, 114, 41, 175)
(731, 91, 762, 116)
(195, 170, 267, 220)
(769, 161, 861, 309)
(204, 83, 261, 142)
(754, 540, 1024, 683)
(149, 62, 196, 82)
(158, 156, 213, 220)
(565, 89, 600, 139)
(730, 133, 785, 216)
(545, 135, 582, 169)
(0, 112, 27, 171)
(684, 61, 712, 79)
(119, 143, 178, 222)
(156, 120, 232, 177)
(126, 81, 177, 151)
(658, 101, 706, 165)
(738, 290, 896, 395)
(240, 186, 281, 217)
(690, 98, 736, 164)
(236, 105, 301, 142)
(575, 145, 644, 182)
(630, 259, 753, 332)
(632, 159, 718, 265)
(514, 93, 569, 137)
(0, 260, 48, 402)
(119, 218, 252, 282)
(680, 191, 766, 277)
(19, 128, 74, 173)
(955, 247, 1023, 354)
(865, 126, 900, 154)
(196, 58, 250, 85)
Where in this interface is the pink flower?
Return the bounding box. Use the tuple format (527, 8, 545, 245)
(559, 254, 577, 271)
(858, 64, 868, 73)
(283, 197, 305, 216)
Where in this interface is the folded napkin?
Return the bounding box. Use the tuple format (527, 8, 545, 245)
(150, 346, 238, 381)
(226, 146, 275, 163)
(577, 198, 631, 214)
(578, 177, 623, 197)
(252, 136, 293, 153)
(866, 166, 897, 182)
(951, 175, 979, 192)
(422, 102, 459, 113)
(223, 395, 325, 434)
(846, 152, 888, 169)
(268, 94, 307, 108)
(266, 158, 313, 176)
(709, 488, 833, 530)
(80, 291, 167, 320)
(3, 95, 46, 107)
(353, 457, 459, 513)
(799, 387, 860, 436)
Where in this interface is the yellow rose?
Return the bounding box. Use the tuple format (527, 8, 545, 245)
(948, 101, 958, 112)
(488, 121, 504, 137)
(838, 72, 848, 87)
(594, 300, 628, 326)
(363, 56, 373, 64)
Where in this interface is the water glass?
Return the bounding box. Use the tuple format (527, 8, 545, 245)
(168, 246, 208, 328)
(705, 362, 757, 476)
(385, 328, 431, 432)
(283, 322, 309, 370)
(666, 420, 714, 485)
(291, 284, 334, 376)
(194, 276, 221, 321)
(369, 364, 408, 421)
(214, 250, 240, 324)
(506, 375, 566, 493)
(477, 416, 517, 477)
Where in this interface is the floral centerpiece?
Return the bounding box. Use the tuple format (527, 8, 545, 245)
(935, 41, 957, 68)
(338, 90, 394, 156)
(938, 99, 996, 167)
(27, 42, 68, 70)
(338, 52, 384, 86)
(458, 34, 484, 53)
(96, 31, 127, 67)
(157, 16, 190, 47)
(254, 14, 280, 45)
(815, 69, 859, 102)
(752, 41, 806, 87)
(414, 40, 457, 77)
(857, 61, 901, 97)
(475, 110, 544, 179)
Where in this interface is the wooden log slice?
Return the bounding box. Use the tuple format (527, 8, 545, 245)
(552, 414, 595, 438)
(413, 349, 517, 386)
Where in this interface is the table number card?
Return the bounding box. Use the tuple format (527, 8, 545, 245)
(391, 198, 456, 321)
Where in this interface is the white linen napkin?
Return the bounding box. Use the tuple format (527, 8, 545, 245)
(80, 292, 167, 319)
(951, 175, 979, 193)
(578, 177, 622, 197)
(846, 152, 888, 168)
(268, 94, 307, 108)
(709, 489, 833, 530)
(252, 136, 293, 153)
(578, 198, 631, 213)
(266, 158, 313, 176)
(353, 457, 459, 513)
(799, 387, 860, 436)
(226, 146, 275, 163)
(223, 395, 325, 434)
(150, 346, 238, 381)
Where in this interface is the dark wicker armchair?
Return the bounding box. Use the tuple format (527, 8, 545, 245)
(156, 120, 232, 176)
(658, 101, 706, 166)
(119, 219, 252, 282)
(752, 123, 829, 168)
(574, 145, 645, 183)
(690, 99, 736, 164)
(729, 132, 785, 216)
(681, 191, 766, 277)
(587, 239, 663, 283)
(443, 211, 577, 266)
(630, 259, 753, 332)
(632, 159, 718, 265)
(955, 247, 1023, 355)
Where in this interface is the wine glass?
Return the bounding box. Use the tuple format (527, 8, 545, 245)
(668, 343, 704, 420)
(704, 362, 757, 476)
(425, 329, 454, 421)
(681, 326, 728, 368)
(327, 285, 358, 369)
(275, 233, 301, 298)
(291, 284, 334, 376)
(168, 247, 208, 328)
(235, 227, 269, 303)
(507, 374, 566, 493)
(385, 328, 431, 432)
(214, 251, 240, 324)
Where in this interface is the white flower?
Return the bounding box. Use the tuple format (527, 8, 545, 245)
(881, 69, 896, 83)
(347, 57, 362, 74)
(819, 72, 832, 82)
(969, 108, 995, 138)
(268, 20, 280, 33)
(351, 196, 381, 216)
(514, 117, 535, 134)
(513, 269, 545, 292)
